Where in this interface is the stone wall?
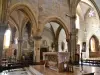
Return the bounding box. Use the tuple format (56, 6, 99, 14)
(8, 0, 70, 33)
(77, 1, 100, 58)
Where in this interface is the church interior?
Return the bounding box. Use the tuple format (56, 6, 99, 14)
(1, 0, 100, 75)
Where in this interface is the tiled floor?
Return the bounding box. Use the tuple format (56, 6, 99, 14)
(0, 68, 28, 75)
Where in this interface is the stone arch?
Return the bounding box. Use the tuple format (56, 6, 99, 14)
(42, 16, 70, 39)
(55, 26, 63, 51)
(56, 26, 62, 40)
(21, 18, 29, 38)
(8, 20, 18, 31)
(7, 3, 37, 37)
(8, 20, 18, 45)
(84, 8, 91, 19)
(89, 35, 99, 52)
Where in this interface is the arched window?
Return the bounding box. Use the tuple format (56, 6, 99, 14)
(90, 38, 95, 52)
(75, 14, 80, 29)
(3, 29, 11, 49)
(89, 9, 95, 17)
(89, 35, 99, 52)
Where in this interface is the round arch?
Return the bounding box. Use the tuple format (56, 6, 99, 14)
(42, 16, 70, 39)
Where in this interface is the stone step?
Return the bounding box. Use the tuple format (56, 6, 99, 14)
(29, 66, 43, 75)
(25, 65, 44, 75)
(25, 67, 35, 75)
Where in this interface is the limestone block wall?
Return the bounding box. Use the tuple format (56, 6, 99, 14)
(78, 6, 100, 58)
(38, 0, 70, 32)
(84, 8, 100, 58)
(8, 0, 70, 33)
(77, 16, 85, 49)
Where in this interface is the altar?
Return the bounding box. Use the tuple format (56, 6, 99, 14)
(43, 52, 70, 72)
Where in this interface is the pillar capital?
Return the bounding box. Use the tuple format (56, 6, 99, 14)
(66, 14, 76, 20)
(33, 36, 42, 40)
(66, 38, 70, 42)
(18, 39, 23, 43)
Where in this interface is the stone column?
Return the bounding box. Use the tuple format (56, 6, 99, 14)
(33, 36, 41, 62)
(66, 38, 70, 52)
(70, 16, 77, 63)
(0, 24, 8, 66)
(17, 37, 23, 61)
(0, 0, 8, 67)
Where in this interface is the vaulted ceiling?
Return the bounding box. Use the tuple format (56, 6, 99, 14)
(8, 10, 29, 29)
(76, 0, 98, 20)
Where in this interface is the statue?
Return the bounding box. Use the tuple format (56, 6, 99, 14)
(61, 41, 65, 51)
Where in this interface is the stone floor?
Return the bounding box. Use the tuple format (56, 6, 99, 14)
(0, 68, 28, 75)
(75, 65, 100, 75)
(1, 65, 100, 75)
(28, 65, 100, 75)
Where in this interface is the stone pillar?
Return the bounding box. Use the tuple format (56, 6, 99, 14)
(54, 38, 58, 52)
(0, 0, 7, 23)
(0, 0, 8, 67)
(66, 38, 70, 52)
(70, 32, 77, 62)
(17, 37, 23, 61)
(70, 16, 77, 63)
(33, 36, 41, 62)
(0, 24, 8, 66)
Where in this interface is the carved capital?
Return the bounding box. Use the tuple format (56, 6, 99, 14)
(66, 14, 76, 19)
(18, 39, 23, 43)
(33, 36, 42, 40)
